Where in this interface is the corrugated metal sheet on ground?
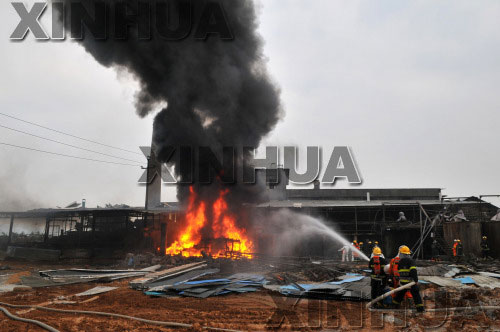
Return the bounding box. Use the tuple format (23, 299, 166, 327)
(419, 276, 466, 288)
(418, 265, 460, 277)
(330, 276, 365, 284)
(466, 275, 500, 289)
(130, 262, 206, 289)
(478, 271, 500, 279)
(146, 273, 267, 298)
(147, 269, 219, 291)
(269, 276, 371, 301)
(75, 286, 117, 297)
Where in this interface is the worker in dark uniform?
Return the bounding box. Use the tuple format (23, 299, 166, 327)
(392, 245, 424, 312)
(365, 240, 373, 257)
(456, 239, 464, 262)
(369, 246, 387, 305)
(431, 240, 440, 261)
(480, 236, 490, 260)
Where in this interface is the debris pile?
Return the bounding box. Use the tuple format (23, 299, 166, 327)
(265, 275, 371, 301)
(146, 273, 267, 298)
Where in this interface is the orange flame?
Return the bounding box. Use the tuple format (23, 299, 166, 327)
(166, 187, 253, 258)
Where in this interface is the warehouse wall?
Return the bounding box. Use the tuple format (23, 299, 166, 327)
(443, 221, 482, 257)
(481, 221, 500, 258)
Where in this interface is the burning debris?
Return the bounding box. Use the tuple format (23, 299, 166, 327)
(165, 187, 254, 258)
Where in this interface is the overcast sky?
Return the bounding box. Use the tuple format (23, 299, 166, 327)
(1, 0, 500, 210)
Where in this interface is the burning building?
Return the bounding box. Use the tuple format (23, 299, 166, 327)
(140, 160, 500, 260)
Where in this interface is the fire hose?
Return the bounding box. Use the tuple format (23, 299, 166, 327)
(366, 282, 500, 313)
(0, 301, 245, 332)
(0, 305, 60, 332)
(366, 281, 416, 309)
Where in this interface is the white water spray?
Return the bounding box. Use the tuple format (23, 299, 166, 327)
(259, 209, 370, 261)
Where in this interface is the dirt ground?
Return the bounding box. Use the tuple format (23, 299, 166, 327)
(0, 261, 499, 332)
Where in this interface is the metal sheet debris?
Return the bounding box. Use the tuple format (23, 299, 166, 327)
(414, 276, 465, 288)
(75, 286, 118, 297)
(267, 276, 371, 301)
(330, 276, 365, 284)
(145, 273, 267, 298)
(418, 265, 461, 277)
(7, 246, 60, 262)
(147, 269, 219, 291)
(478, 271, 500, 279)
(40, 268, 151, 282)
(466, 275, 500, 289)
(129, 262, 206, 289)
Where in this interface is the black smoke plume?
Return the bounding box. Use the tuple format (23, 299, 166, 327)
(56, 0, 282, 243)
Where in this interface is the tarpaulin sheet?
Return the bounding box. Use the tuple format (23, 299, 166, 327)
(454, 277, 476, 284)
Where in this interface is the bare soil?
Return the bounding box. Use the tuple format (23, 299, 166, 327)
(0, 261, 498, 331)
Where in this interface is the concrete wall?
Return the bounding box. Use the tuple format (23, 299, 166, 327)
(443, 221, 482, 256)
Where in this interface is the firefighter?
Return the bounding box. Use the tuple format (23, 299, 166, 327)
(431, 240, 440, 261)
(457, 239, 463, 255)
(369, 247, 387, 304)
(388, 246, 402, 289)
(481, 236, 490, 260)
(338, 244, 350, 262)
(359, 241, 364, 256)
(454, 239, 464, 262)
(452, 239, 458, 260)
(392, 245, 424, 312)
(364, 240, 373, 257)
(352, 240, 360, 261)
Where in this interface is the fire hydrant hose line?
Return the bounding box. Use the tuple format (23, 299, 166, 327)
(0, 301, 245, 332)
(366, 282, 500, 313)
(368, 306, 500, 313)
(0, 305, 60, 332)
(366, 281, 416, 309)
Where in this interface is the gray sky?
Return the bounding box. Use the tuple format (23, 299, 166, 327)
(1, 0, 500, 210)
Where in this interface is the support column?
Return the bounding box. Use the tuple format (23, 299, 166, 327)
(160, 222, 167, 256)
(44, 217, 50, 243)
(7, 214, 15, 245)
(354, 207, 358, 239)
(419, 204, 423, 259)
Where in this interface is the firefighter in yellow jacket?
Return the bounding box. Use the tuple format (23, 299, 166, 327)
(369, 247, 387, 303)
(392, 245, 424, 312)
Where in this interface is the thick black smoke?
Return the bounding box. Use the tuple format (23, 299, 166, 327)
(57, 0, 282, 237)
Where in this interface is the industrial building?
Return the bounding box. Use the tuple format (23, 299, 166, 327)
(1, 166, 498, 261)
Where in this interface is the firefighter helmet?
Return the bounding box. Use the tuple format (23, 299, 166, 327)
(482, 236, 487, 240)
(373, 247, 382, 255)
(399, 245, 411, 255)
